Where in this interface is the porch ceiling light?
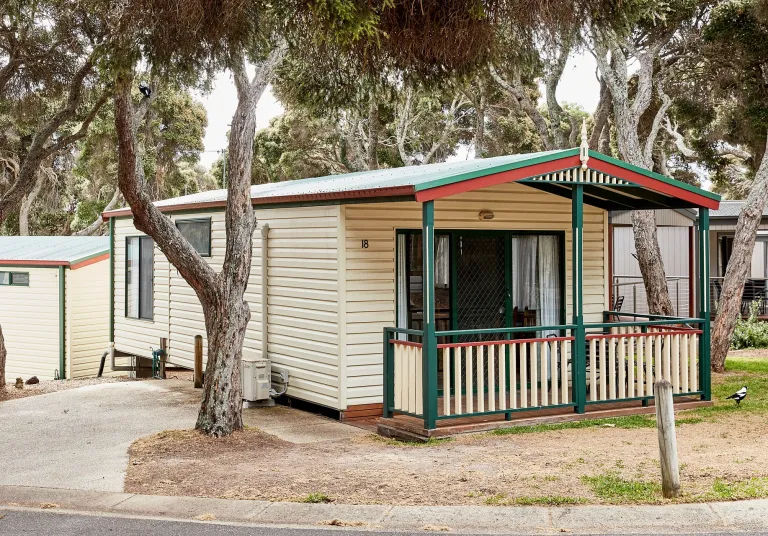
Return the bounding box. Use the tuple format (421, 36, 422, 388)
(478, 210, 494, 220)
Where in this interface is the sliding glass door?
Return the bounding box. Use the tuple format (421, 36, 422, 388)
(396, 230, 564, 339)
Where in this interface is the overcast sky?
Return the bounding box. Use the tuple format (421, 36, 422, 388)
(197, 52, 600, 168)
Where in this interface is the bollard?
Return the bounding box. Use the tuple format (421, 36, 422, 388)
(194, 335, 203, 388)
(654, 379, 680, 498)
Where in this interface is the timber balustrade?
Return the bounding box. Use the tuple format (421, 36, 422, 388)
(383, 313, 708, 427)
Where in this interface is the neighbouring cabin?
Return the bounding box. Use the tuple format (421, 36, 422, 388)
(611, 202, 768, 320)
(103, 148, 720, 435)
(610, 209, 697, 318)
(0, 237, 111, 381)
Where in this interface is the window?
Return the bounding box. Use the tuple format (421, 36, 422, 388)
(0, 271, 29, 286)
(176, 218, 211, 257)
(126, 236, 154, 320)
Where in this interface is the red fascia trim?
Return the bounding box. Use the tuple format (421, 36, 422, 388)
(0, 260, 67, 267)
(414, 156, 582, 202)
(588, 158, 720, 210)
(70, 253, 110, 270)
(437, 336, 576, 349)
(389, 340, 423, 348)
(251, 185, 416, 206)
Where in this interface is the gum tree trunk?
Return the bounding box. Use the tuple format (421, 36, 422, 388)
(711, 136, 768, 372)
(113, 49, 284, 437)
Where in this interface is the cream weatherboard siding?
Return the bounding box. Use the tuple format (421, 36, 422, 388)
(0, 267, 61, 381)
(65, 259, 111, 378)
(341, 182, 608, 407)
(113, 218, 171, 359)
(112, 206, 343, 409)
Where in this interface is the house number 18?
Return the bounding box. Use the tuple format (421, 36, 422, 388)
(361, 240, 369, 248)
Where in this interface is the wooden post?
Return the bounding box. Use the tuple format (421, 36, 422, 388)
(160, 338, 167, 380)
(654, 379, 680, 498)
(194, 335, 203, 388)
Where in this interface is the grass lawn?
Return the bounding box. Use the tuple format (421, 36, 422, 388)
(125, 353, 768, 506)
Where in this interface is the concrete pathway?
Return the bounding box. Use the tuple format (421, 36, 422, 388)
(1, 485, 767, 534)
(0, 381, 198, 492)
(0, 379, 366, 493)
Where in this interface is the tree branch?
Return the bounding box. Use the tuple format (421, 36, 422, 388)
(490, 63, 552, 150)
(643, 77, 673, 167)
(114, 74, 218, 305)
(75, 188, 121, 236)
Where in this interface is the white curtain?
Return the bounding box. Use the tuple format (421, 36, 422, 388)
(435, 235, 450, 287)
(538, 236, 560, 379)
(511, 236, 538, 310)
(538, 236, 560, 335)
(396, 234, 408, 338)
(126, 238, 140, 318)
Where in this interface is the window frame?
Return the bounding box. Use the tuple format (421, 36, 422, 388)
(125, 236, 154, 321)
(175, 217, 212, 257)
(0, 271, 30, 286)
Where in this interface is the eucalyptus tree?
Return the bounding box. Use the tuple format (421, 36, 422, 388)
(665, 0, 768, 371)
(584, 0, 713, 316)
(0, 0, 110, 226)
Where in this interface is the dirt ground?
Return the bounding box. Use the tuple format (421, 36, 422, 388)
(124, 355, 768, 506)
(0, 376, 135, 401)
(124, 413, 768, 506)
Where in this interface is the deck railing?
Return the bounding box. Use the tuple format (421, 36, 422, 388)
(383, 313, 708, 428)
(585, 314, 704, 405)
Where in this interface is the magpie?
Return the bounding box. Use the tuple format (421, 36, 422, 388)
(138, 81, 151, 99)
(726, 386, 747, 406)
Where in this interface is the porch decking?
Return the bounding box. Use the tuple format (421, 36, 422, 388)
(378, 392, 712, 441)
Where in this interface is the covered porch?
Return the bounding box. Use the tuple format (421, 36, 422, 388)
(379, 147, 720, 438)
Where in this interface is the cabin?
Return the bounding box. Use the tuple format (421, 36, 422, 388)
(103, 148, 720, 438)
(611, 202, 768, 319)
(610, 209, 697, 318)
(0, 236, 110, 381)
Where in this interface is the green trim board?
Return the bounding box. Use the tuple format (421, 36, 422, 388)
(58, 265, 66, 380)
(109, 217, 115, 342)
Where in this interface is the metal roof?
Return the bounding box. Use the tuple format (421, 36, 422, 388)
(151, 150, 573, 208)
(103, 149, 721, 218)
(710, 200, 768, 219)
(0, 236, 109, 266)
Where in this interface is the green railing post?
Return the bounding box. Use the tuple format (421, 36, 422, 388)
(572, 184, 586, 414)
(698, 208, 712, 401)
(383, 328, 394, 418)
(422, 201, 438, 429)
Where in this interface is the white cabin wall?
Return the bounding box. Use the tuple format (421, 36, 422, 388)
(66, 259, 111, 378)
(342, 182, 607, 407)
(0, 267, 60, 380)
(112, 206, 342, 409)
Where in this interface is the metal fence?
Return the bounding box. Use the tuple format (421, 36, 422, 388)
(612, 276, 690, 318)
(709, 277, 768, 316)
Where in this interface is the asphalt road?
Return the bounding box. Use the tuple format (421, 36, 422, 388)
(2, 509, 767, 536)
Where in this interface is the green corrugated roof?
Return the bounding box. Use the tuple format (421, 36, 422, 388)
(0, 236, 109, 265)
(105, 148, 719, 214)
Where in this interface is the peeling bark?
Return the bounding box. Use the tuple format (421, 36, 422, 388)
(592, 29, 675, 315)
(474, 80, 486, 159)
(366, 96, 379, 170)
(18, 171, 45, 236)
(711, 135, 768, 372)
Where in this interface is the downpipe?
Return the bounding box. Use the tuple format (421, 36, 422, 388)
(98, 342, 133, 376)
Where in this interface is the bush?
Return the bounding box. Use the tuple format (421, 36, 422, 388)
(731, 300, 768, 350)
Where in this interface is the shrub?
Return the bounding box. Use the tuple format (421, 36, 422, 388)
(730, 300, 768, 350)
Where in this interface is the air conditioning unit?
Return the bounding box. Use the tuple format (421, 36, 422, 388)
(242, 358, 272, 404)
